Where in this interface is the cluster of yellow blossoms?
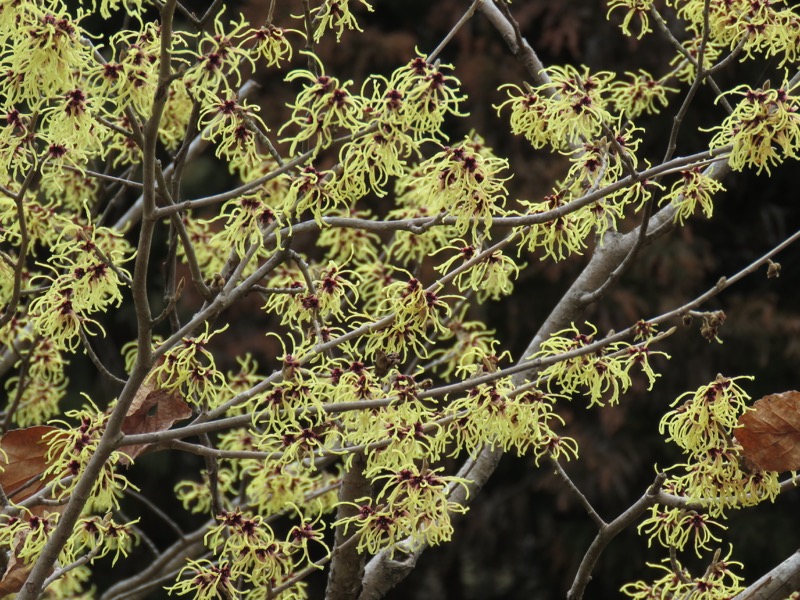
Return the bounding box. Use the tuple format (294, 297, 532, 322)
(1, 0, 799, 597)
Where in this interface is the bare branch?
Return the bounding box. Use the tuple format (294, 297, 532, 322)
(733, 549, 800, 600)
(567, 474, 667, 600)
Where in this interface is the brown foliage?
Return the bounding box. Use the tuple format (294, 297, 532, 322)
(0, 426, 60, 598)
(119, 379, 192, 462)
(737, 391, 800, 472)
(0, 426, 58, 505)
(0, 385, 190, 596)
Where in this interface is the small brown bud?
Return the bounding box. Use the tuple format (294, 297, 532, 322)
(700, 310, 726, 342)
(207, 272, 225, 291)
(375, 349, 401, 378)
(481, 355, 500, 373)
(767, 259, 781, 279)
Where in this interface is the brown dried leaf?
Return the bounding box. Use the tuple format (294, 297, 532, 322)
(737, 390, 800, 472)
(0, 427, 62, 596)
(0, 530, 57, 598)
(0, 425, 57, 503)
(119, 380, 192, 461)
(0, 548, 31, 598)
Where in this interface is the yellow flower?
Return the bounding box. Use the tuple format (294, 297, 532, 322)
(496, 84, 551, 148)
(606, 0, 655, 39)
(247, 25, 301, 68)
(539, 65, 615, 148)
(414, 138, 510, 240)
(311, 0, 374, 42)
(280, 55, 365, 155)
(709, 81, 800, 174)
(182, 9, 254, 96)
(167, 560, 239, 600)
(609, 70, 677, 118)
(663, 167, 726, 224)
(387, 54, 467, 141)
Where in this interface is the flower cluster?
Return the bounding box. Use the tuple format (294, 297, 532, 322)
(100, 23, 162, 119)
(621, 549, 745, 600)
(497, 65, 615, 149)
(663, 166, 725, 223)
(362, 275, 459, 361)
(413, 138, 510, 240)
(64, 514, 140, 566)
(606, 0, 656, 39)
(28, 221, 132, 353)
(335, 466, 468, 555)
(434, 241, 523, 301)
(533, 322, 667, 407)
(280, 54, 364, 155)
(203, 510, 285, 571)
(264, 260, 358, 328)
(609, 70, 677, 118)
(656, 375, 780, 516)
(44, 399, 138, 513)
(311, 0, 374, 42)
(1, 3, 93, 108)
(342, 386, 444, 475)
(445, 379, 575, 462)
(149, 323, 230, 408)
(709, 82, 800, 174)
(333, 122, 416, 201)
(198, 97, 270, 173)
(384, 54, 467, 141)
(0, 509, 61, 566)
(181, 10, 256, 98)
(674, 0, 797, 62)
(633, 375, 780, 596)
(4, 336, 68, 426)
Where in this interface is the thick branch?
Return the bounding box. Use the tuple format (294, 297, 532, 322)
(733, 549, 800, 600)
(326, 453, 370, 600)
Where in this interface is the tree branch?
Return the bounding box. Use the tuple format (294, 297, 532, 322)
(567, 474, 667, 600)
(16, 3, 179, 596)
(733, 549, 800, 600)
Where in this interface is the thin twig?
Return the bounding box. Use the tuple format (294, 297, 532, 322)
(79, 328, 127, 386)
(550, 457, 605, 528)
(427, 0, 483, 63)
(289, 249, 326, 347)
(64, 165, 144, 189)
(663, 0, 714, 164)
(567, 473, 667, 600)
(197, 0, 224, 29)
(0, 164, 39, 330)
(124, 487, 186, 540)
(1, 345, 31, 432)
(150, 123, 379, 220)
(41, 546, 102, 591)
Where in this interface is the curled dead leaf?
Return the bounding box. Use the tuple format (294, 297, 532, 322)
(0, 427, 61, 597)
(736, 390, 800, 472)
(0, 548, 34, 598)
(118, 379, 192, 462)
(0, 530, 59, 599)
(0, 425, 58, 504)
